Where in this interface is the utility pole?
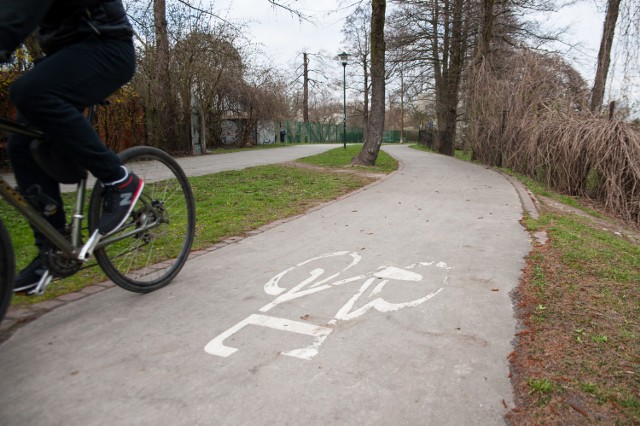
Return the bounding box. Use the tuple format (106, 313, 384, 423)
(339, 52, 350, 149)
(303, 53, 309, 123)
(400, 65, 404, 143)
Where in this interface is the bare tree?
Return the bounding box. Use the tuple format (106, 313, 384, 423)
(236, 66, 289, 147)
(173, 29, 245, 152)
(388, 0, 473, 155)
(308, 88, 342, 124)
(128, 0, 251, 152)
(287, 51, 332, 122)
(341, 4, 372, 140)
(388, 0, 569, 155)
(352, 0, 386, 166)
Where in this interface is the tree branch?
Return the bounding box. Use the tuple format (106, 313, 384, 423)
(173, 0, 241, 30)
(267, 0, 312, 22)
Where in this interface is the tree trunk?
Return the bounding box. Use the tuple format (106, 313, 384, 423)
(479, 0, 495, 61)
(590, 0, 621, 113)
(441, 0, 467, 155)
(352, 0, 386, 166)
(430, 0, 468, 156)
(150, 0, 183, 151)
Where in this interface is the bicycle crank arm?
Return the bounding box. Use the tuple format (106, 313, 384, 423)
(78, 230, 102, 261)
(29, 270, 53, 296)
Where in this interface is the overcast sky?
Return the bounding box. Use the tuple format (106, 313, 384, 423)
(211, 0, 606, 82)
(213, 0, 351, 64)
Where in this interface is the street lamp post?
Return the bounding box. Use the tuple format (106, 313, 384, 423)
(339, 52, 350, 149)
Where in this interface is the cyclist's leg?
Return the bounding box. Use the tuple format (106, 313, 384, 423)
(8, 37, 135, 183)
(10, 37, 140, 236)
(7, 127, 66, 234)
(7, 127, 66, 291)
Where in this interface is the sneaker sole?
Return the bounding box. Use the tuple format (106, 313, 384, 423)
(13, 283, 39, 293)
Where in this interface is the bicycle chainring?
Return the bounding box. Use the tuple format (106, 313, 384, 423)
(41, 243, 82, 278)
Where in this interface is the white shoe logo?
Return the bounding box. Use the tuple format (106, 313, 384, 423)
(120, 193, 132, 207)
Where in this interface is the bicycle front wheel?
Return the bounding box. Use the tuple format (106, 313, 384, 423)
(89, 147, 196, 293)
(0, 219, 15, 322)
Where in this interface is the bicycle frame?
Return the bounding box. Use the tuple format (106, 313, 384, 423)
(0, 176, 80, 259)
(0, 116, 94, 260)
(0, 174, 164, 259)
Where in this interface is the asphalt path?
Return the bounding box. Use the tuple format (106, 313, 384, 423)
(0, 144, 531, 425)
(0, 144, 338, 189)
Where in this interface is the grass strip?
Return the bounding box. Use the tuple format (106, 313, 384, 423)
(298, 144, 397, 173)
(508, 192, 639, 424)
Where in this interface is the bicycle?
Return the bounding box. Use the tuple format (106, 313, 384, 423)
(0, 105, 196, 322)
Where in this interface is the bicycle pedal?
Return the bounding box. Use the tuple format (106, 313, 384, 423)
(29, 271, 53, 296)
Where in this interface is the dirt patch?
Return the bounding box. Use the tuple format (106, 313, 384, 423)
(283, 161, 389, 180)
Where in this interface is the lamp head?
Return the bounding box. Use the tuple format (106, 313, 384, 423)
(338, 51, 350, 66)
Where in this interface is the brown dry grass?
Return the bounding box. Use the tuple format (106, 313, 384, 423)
(512, 116, 640, 224)
(468, 50, 640, 225)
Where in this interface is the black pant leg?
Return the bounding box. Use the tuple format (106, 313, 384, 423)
(9, 38, 136, 182)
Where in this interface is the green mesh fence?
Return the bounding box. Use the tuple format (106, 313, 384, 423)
(283, 121, 363, 143)
(383, 129, 419, 143)
(279, 121, 417, 144)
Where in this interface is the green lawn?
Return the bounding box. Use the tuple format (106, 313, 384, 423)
(298, 144, 397, 173)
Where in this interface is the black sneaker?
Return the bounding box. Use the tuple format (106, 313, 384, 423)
(98, 172, 144, 235)
(14, 255, 46, 293)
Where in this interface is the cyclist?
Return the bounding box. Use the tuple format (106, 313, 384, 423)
(0, 0, 143, 293)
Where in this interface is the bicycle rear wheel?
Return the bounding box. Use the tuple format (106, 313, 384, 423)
(89, 147, 196, 293)
(0, 219, 15, 321)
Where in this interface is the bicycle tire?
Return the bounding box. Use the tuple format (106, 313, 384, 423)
(89, 146, 196, 293)
(0, 219, 15, 322)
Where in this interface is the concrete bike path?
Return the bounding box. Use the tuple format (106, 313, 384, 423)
(0, 143, 338, 189)
(0, 145, 531, 425)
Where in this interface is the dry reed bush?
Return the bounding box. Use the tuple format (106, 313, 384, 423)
(468, 50, 640, 223)
(528, 113, 640, 222)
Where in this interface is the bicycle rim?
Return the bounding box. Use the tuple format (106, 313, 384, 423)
(0, 219, 15, 321)
(90, 147, 195, 293)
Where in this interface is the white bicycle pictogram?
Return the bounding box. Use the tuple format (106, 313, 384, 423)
(205, 251, 451, 360)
